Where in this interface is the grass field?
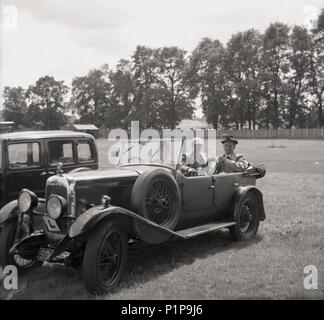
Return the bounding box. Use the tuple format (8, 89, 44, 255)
(1, 139, 324, 299)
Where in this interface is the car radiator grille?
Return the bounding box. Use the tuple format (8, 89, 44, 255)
(46, 184, 68, 200)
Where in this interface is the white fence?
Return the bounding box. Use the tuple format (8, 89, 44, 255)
(212, 128, 324, 139)
(99, 127, 324, 139)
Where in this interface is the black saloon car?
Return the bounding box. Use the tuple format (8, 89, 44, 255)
(0, 131, 98, 208)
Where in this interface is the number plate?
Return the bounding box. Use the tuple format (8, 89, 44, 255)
(37, 248, 54, 262)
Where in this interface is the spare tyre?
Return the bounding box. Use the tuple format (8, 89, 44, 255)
(131, 168, 181, 243)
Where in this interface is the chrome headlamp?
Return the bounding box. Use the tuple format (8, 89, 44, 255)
(18, 189, 38, 213)
(47, 195, 67, 220)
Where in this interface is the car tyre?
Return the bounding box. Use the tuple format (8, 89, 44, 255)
(131, 169, 181, 243)
(83, 221, 128, 295)
(229, 193, 260, 241)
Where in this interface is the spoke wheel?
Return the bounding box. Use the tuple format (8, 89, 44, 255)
(229, 193, 260, 241)
(131, 169, 181, 244)
(98, 232, 123, 286)
(145, 179, 175, 226)
(239, 199, 257, 236)
(83, 221, 127, 295)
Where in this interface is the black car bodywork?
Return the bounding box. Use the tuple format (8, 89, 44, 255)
(0, 131, 98, 208)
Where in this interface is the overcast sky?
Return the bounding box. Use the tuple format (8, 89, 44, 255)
(0, 0, 323, 92)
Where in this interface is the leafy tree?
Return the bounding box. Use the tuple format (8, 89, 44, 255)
(306, 10, 324, 128)
(122, 45, 194, 129)
(155, 46, 194, 129)
(285, 26, 312, 128)
(26, 76, 68, 130)
(224, 29, 263, 129)
(71, 65, 112, 127)
(260, 23, 291, 128)
(109, 59, 136, 129)
(188, 38, 226, 129)
(130, 46, 160, 129)
(241, 30, 263, 129)
(2, 86, 28, 127)
(317, 8, 324, 31)
(225, 32, 248, 129)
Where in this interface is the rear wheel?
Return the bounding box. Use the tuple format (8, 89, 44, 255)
(83, 221, 128, 295)
(229, 193, 260, 241)
(0, 216, 42, 273)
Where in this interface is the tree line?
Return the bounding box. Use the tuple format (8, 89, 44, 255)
(2, 10, 324, 130)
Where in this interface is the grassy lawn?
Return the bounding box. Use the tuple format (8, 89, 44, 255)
(1, 139, 323, 299)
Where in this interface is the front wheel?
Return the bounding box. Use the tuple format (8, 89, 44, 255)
(0, 217, 42, 274)
(229, 193, 260, 241)
(83, 221, 128, 295)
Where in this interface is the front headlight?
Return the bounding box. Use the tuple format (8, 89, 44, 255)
(47, 195, 67, 220)
(18, 189, 38, 213)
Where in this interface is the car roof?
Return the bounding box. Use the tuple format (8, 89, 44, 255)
(0, 130, 95, 141)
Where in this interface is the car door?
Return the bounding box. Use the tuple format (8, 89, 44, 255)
(180, 174, 214, 211)
(4, 140, 48, 200)
(213, 172, 243, 210)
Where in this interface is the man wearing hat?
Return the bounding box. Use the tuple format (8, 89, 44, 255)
(214, 135, 249, 174)
(180, 137, 208, 176)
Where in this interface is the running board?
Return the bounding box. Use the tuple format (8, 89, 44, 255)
(175, 221, 236, 239)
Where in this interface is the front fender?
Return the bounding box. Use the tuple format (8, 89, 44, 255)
(233, 185, 266, 221)
(69, 205, 179, 241)
(0, 200, 19, 225)
(0, 198, 46, 226)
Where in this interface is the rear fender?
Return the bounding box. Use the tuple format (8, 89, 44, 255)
(233, 186, 266, 221)
(69, 205, 179, 241)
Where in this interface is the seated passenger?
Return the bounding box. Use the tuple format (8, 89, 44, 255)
(180, 137, 208, 177)
(215, 135, 249, 174)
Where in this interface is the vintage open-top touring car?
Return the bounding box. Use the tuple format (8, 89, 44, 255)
(0, 138, 266, 295)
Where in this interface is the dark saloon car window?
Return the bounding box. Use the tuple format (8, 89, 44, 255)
(77, 141, 94, 162)
(8, 142, 40, 168)
(32, 143, 40, 163)
(48, 141, 75, 165)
